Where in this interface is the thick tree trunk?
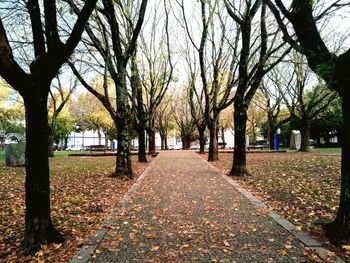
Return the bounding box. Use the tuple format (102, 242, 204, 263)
(299, 118, 311, 152)
(230, 104, 249, 176)
(164, 134, 168, 150)
(323, 96, 350, 244)
(147, 129, 155, 155)
(199, 128, 205, 154)
(208, 120, 219, 161)
(160, 133, 165, 150)
(23, 93, 63, 253)
(137, 126, 147, 162)
(113, 71, 133, 179)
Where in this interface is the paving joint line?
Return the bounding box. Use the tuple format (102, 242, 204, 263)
(199, 155, 344, 263)
(69, 155, 159, 263)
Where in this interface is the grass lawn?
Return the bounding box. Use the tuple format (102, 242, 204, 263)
(311, 147, 341, 153)
(209, 152, 344, 258)
(0, 155, 153, 262)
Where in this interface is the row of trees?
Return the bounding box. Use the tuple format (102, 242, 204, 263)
(0, 0, 349, 253)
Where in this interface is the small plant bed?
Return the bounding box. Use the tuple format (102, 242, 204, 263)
(0, 155, 154, 262)
(206, 152, 345, 260)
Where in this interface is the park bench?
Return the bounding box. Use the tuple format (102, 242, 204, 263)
(88, 145, 110, 153)
(247, 145, 264, 151)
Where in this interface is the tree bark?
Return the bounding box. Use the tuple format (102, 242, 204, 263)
(267, 112, 275, 150)
(48, 134, 54, 157)
(160, 133, 165, 150)
(324, 96, 350, 244)
(299, 117, 310, 152)
(199, 128, 206, 154)
(23, 92, 63, 253)
(164, 134, 168, 150)
(147, 128, 154, 155)
(137, 126, 147, 162)
(230, 103, 249, 176)
(208, 120, 219, 161)
(97, 129, 102, 145)
(113, 70, 133, 179)
(221, 126, 226, 149)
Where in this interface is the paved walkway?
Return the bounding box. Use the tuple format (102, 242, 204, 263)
(73, 151, 315, 262)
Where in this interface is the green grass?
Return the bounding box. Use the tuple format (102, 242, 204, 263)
(0, 150, 93, 160)
(54, 150, 91, 157)
(311, 147, 341, 153)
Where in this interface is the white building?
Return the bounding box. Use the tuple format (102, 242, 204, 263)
(66, 130, 110, 148)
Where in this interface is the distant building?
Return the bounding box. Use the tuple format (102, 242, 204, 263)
(66, 130, 110, 148)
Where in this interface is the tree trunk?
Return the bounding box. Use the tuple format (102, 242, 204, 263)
(147, 129, 154, 155)
(221, 126, 226, 149)
(299, 117, 311, 152)
(268, 115, 275, 150)
(208, 120, 219, 161)
(48, 135, 54, 158)
(160, 133, 165, 150)
(113, 70, 133, 179)
(104, 131, 109, 147)
(230, 103, 249, 176)
(199, 128, 205, 154)
(324, 96, 350, 244)
(23, 93, 63, 253)
(164, 134, 168, 150)
(137, 126, 147, 162)
(97, 129, 102, 145)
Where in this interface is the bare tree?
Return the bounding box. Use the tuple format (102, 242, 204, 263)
(266, 0, 350, 244)
(178, 0, 238, 161)
(68, 0, 148, 178)
(225, 0, 290, 176)
(138, 0, 174, 156)
(0, 0, 97, 252)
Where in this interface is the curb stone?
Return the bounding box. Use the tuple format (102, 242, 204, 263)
(200, 156, 344, 263)
(69, 155, 158, 263)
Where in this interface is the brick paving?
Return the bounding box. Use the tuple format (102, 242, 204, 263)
(77, 151, 311, 262)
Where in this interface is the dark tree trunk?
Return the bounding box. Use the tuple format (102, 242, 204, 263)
(299, 118, 311, 152)
(221, 126, 226, 149)
(97, 129, 102, 145)
(164, 134, 168, 150)
(147, 129, 155, 155)
(267, 114, 275, 150)
(114, 113, 133, 178)
(160, 133, 165, 150)
(64, 136, 68, 150)
(199, 128, 205, 154)
(324, 96, 350, 244)
(23, 93, 63, 253)
(137, 126, 147, 162)
(208, 120, 219, 161)
(48, 135, 54, 158)
(104, 131, 109, 147)
(230, 103, 249, 176)
(113, 71, 133, 179)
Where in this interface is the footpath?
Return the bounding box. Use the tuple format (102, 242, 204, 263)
(71, 151, 341, 263)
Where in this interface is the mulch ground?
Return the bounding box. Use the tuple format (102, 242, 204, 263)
(0, 155, 153, 262)
(87, 151, 320, 262)
(207, 152, 347, 259)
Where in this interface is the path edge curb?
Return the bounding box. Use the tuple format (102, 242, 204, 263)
(199, 156, 344, 263)
(69, 155, 159, 263)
